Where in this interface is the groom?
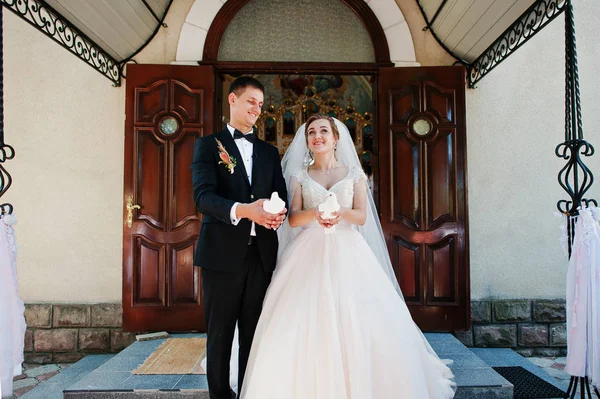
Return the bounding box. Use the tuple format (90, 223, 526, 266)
(191, 76, 287, 399)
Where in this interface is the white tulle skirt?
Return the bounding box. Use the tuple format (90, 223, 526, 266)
(240, 225, 455, 399)
(0, 215, 25, 399)
(565, 207, 600, 387)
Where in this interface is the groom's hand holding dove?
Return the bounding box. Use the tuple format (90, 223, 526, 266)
(237, 197, 287, 230)
(263, 192, 287, 230)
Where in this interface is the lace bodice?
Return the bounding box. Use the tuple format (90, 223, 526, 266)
(297, 166, 366, 210)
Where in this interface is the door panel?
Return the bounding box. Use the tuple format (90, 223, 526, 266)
(170, 240, 200, 305)
(391, 237, 421, 302)
(123, 64, 214, 332)
(137, 129, 166, 229)
(391, 128, 421, 229)
(379, 66, 470, 331)
(172, 131, 199, 228)
(428, 129, 456, 229)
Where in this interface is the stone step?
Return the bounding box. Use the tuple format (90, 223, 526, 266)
(425, 333, 513, 399)
(62, 333, 208, 399)
(24, 333, 515, 398)
(470, 347, 570, 397)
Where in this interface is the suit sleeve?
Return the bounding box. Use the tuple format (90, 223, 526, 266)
(191, 137, 235, 224)
(271, 147, 288, 212)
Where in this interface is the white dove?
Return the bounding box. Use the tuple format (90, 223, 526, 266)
(318, 193, 341, 234)
(262, 191, 286, 214)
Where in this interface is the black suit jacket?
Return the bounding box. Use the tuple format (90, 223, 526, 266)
(191, 129, 287, 272)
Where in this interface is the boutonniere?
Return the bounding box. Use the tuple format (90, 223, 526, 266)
(215, 138, 237, 174)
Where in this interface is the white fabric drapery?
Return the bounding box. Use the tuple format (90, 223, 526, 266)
(563, 206, 600, 387)
(0, 213, 26, 398)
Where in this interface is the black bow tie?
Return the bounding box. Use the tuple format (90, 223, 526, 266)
(233, 129, 256, 143)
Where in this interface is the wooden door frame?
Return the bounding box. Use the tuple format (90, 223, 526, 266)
(203, 66, 470, 332)
(120, 63, 471, 332)
(132, 0, 469, 332)
(197, 0, 396, 206)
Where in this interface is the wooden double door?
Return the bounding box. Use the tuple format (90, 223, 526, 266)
(122, 64, 470, 333)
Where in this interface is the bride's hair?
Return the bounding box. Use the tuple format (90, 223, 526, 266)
(304, 114, 340, 143)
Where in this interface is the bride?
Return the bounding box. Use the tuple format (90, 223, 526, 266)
(237, 114, 455, 398)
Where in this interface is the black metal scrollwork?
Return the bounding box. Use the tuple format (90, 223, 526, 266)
(556, 0, 595, 217)
(0, 5, 14, 215)
(555, 140, 596, 215)
(469, 0, 566, 88)
(555, 2, 599, 397)
(0, 143, 15, 215)
(1, 0, 121, 86)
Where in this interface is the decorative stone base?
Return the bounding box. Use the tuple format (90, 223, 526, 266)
(23, 299, 567, 364)
(453, 299, 567, 356)
(23, 303, 136, 364)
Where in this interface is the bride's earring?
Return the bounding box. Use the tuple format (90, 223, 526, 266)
(334, 143, 338, 161)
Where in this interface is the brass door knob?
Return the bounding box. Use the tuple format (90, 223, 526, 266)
(126, 196, 141, 228)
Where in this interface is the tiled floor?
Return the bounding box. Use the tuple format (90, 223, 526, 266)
(10, 352, 600, 398)
(10, 363, 72, 398)
(526, 356, 599, 398)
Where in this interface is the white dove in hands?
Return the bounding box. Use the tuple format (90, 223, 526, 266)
(263, 192, 286, 214)
(318, 193, 341, 234)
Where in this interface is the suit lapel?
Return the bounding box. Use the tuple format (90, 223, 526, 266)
(216, 130, 250, 187)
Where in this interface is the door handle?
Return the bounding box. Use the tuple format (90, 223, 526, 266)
(126, 196, 141, 228)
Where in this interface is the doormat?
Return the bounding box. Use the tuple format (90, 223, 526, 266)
(492, 366, 566, 398)
(133, 338, 206, 375)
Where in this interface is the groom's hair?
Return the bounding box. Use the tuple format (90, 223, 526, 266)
(229, 76, 265, 97)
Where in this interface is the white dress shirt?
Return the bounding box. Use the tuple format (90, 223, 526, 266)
(227, 124, 256, 236)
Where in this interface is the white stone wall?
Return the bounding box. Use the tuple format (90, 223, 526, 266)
(466, 1, 600, 299)
(5, 0, 599, 303)
(4, 13, 124, 302)
(3, 0, 194, 302)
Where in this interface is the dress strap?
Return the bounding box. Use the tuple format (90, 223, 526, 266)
(351, 165, 367, 183)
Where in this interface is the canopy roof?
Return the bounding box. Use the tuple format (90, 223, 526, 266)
(417, 0, 565, 86)
(2, 0, 565, 86)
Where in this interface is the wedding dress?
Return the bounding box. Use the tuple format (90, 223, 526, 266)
(240, 166, 455, 398)
(565, 205, 600, 387)
(0, 213, 26, 399)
